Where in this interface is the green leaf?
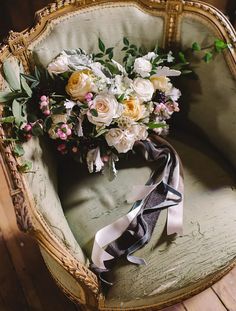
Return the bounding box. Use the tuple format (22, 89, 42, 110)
(3, 60, 21, 91)
(106, 47, 113, 55)
(117, 93, 125, 102)
(153, 43, 159, 54)
(192, 42, 201, 51)
(13, 144, 25, 157)
(203, 52, 213, 63)
(0, 116, 15, 123)
(32, 123, 43, 137)
(98, 38, 105, 53)
(18, 161, 32, 173)
(44, 117, 53, 132)
(95, 128, 108, 137)
(20, 73, 38, 83)
(178, 52, 187, 63)
(0, 91, 16, 103)
(94, 52, 104, 58)
(147, 122, 167, 129)
(34, 67, 41, 80)
(105, 63, 120, 75)
(90, 109, 98, 117)
(108, 51, 114, 60)
(214, 39, 228, 52)
(21, 76, 32, 97)
(181, 69, 193, 75)
(12, 99, 23, 126)
(121, 47, 128, 51)
(123, 37, 129, 46)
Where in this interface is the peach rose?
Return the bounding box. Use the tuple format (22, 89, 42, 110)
(122, 97, 144, 121)
(66, 70, 94, 101)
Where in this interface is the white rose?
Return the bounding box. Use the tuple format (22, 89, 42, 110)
(47, 53, 69, 75)
(105, 128, 124, 146)
(105, 128, 135, 153)
(128, 124, 148, 141)
(87, 94, 122, 126)
(133, 58, 152, 78)
(132, 78, 154, 102)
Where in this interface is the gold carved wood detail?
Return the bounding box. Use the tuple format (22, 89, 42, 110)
(62, 256, 99, 297)
(165, 0, 183, 47)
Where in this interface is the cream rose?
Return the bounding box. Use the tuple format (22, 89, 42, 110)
(47, 54, 69, 75)
(150, 76, 172, 92)
(87, 94, 122, 126)
(128, 124, 148, 141)
(66, 70, 94, 101)
(122, 97, 144, 121)
(105, 128, 135, 153)
(133, 57, 152, 78)
(132, 78, 154, 102)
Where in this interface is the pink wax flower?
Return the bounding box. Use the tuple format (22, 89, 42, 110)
(40, 95, 48, 102)
(61, 124, 72, 136)
(57, 129, 67, 140)
(85, 92, 93, 102)
(43, 109, 51, 116)
(40, 101, 48, 109)
(23, 124, 32, 132)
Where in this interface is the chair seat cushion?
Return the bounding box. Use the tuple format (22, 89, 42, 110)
(59, 131, 236, 308)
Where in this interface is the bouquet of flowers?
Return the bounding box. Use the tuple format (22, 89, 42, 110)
(0, 37, 228, 282)
(0, 38, 183, 177)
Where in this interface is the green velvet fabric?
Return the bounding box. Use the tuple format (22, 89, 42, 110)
(23, 137, 86, 264)
(30, 4, 164, 67)
(59, 131, 236, 307)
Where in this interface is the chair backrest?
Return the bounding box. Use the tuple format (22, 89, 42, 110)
(0, 0, 235, 308)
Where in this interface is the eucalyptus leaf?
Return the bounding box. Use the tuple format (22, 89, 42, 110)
(21, 76, 32, 97)
(12, 99, 23, 126)
(0, 91, 17, 103)
(13, 144, 25, 157)
(3, 60, 21, 91)
(20, 73, 38, 83)
(18, 160, 32, 173)
(0, 116, 15, 123)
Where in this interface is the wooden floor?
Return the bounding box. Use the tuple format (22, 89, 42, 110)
(0, 157, 236, 310)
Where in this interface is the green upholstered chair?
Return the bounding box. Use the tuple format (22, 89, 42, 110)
(0, 1, 236, 310)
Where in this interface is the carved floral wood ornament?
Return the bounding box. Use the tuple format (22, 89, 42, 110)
(0, 0, 236, 310)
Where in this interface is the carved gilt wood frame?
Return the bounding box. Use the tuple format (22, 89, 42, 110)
(0, 1, 236, 310)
